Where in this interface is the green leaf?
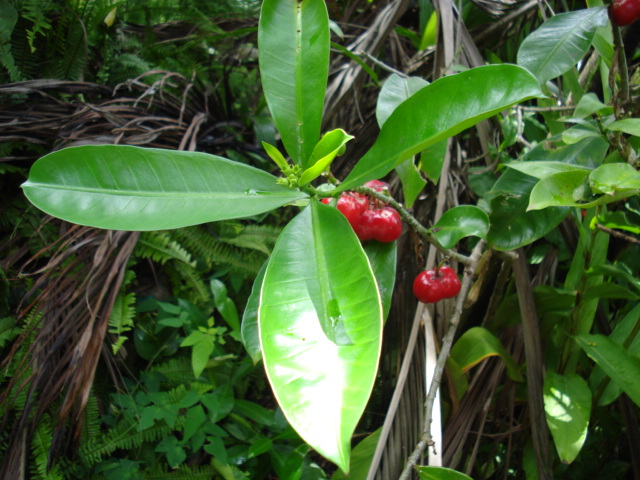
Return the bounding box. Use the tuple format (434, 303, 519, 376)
(516, 8, 609, 86)
(262, 141, 290, 171)
(487, 169, 569, 250)
(543, 371, 591, 464)
(575, 333, 640, 406)
(522, 135, 609, 169)
(338, 65, 544, 191)
(396, 158, 427, 208)
(506, 161, 592, 179)
(450, 327, 523, 382)
(376, 74, 429, 127)
(528, 170, 593, 210)
(211, 279, 240, 332)
(259, 200, 383, 472)
(415, 466, 474, 480)
(299, 129, 354, 186)
(431, 205, 489, 249)
(241, 261, 267, 364)
(331, 429, 381, 480)
(606, 118, 640, 136)
(589, 163, 640, 195)
(258, 0, 330, 167)
(364, 241, 397, 321)
(21, 145, 308, 231)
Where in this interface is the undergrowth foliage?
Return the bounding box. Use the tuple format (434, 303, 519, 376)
(2, 0, 640, 479)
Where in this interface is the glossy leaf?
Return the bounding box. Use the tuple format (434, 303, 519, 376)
(338, 65, 544, 191)
(299, 129, 354, 186)
(416, 466, 473, 480)
(21, 145, 308, 231)
(589, 163, 640, 195)
(364, 241, 397, 321)
(522, 135, 609, 169)
(258, 0, 330, 167)
(450, 327, 523, 382)
(431, 205, 490, 249)
(376, 74, 429, 127)
(575, 334, 640, 406)
(506, 161, 591, 179)
(528, 170, 592, 210)
(517, 8, 609, 86)
(259, 200, 382, 472)
(241, 261, 267, 364)
(487, 169, 569, 250)
(376, 74, 429, 205)
(543, 371, 591, 464)
(331, 429, 381, 480)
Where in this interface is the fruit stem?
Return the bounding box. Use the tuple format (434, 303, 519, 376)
(355, 186, 474, 266)
(397, 240, 486, 480)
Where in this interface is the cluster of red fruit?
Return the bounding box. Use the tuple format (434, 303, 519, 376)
(609, 0, 640, 26)
(413, 265, 461, 304)
(322, 180, 402, 243)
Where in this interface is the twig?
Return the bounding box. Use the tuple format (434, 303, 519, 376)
(355, 186, 474, 266)
(398, 240, 486, 480)
(596, 224, 640, 245)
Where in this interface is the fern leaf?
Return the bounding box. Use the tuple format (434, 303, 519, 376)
(30, 414, 64, 480)
(135, 232, 195, 266)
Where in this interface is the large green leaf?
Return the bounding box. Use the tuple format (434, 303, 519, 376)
(528, 170, 592, 210)
(21, 145, 308, 231)
(431, 205, 489, 249)
(543, 371, 591, 464)
(337, 65, 543, 191)
(487, 169, 569, 251)
(517, 8, 609, 86)
(259, 200, 383, 472)
(258, 0, 329, 168)
(575, 333, 640, 407)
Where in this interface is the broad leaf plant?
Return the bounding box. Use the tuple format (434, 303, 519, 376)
(21, 0, 640, 476)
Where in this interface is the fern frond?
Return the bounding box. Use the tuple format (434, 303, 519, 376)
(135, 232, 195, 266)
(218, 222, 281, 255)
(166, 261, 211, 306)
(30, 414, 64, 480)
(21, 0, 54, 53)
(79, 421, 176, 467)
(152, 357, 195, 385)
(108, 269, 137, 354)
(171, 226, 264, 278)
(0, 317, 19, 349)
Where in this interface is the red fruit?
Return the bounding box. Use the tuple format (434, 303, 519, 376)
(609, 0, 640, 26)
(337, 192, 368, 225)
(354, 207, 402, 243)
(413, 266, 461, 304)
(364, 179, 390, 192)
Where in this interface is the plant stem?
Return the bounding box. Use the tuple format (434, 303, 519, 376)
(355, 187, 474, 266)
(397, 240, 485, 480)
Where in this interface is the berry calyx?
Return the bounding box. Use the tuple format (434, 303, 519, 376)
(609, 0, 640, 26)
(413, 266, 461, 304)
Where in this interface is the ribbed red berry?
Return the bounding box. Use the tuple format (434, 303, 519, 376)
(413, 266, 461, 304)
(609, 0, 640, 25)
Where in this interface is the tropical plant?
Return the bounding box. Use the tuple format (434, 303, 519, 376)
(8, 0, 640, 479)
